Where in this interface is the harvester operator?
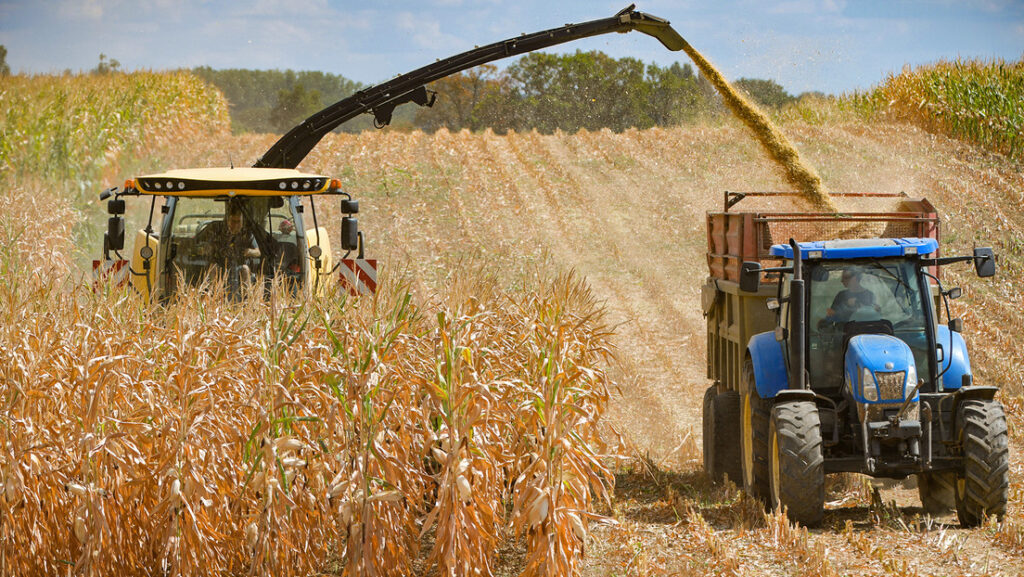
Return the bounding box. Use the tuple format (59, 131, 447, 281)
(196, 202, 261, 268)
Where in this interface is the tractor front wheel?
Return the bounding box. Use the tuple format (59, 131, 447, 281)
(768, 401, 825, 527)
(955, 400, 1009, 527)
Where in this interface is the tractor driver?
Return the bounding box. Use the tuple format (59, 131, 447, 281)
(824, 268, 880, 323)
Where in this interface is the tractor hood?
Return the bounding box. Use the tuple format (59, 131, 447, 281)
(844, 334, 917, 403)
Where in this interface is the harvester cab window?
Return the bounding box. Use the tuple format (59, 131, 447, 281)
(165, 197, 299, 296)
(808, 260, 930, 391)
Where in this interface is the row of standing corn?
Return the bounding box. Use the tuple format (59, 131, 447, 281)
(846, 58, 1023, 161)
(0, 270, 617, 576)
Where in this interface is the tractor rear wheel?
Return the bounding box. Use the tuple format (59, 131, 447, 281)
(768, 401, 825, 527)
(917, 471, 956, 516)
(703, 386, 743, 484)
(741, 359, 772, 500)
(955, 400, 1009, 527)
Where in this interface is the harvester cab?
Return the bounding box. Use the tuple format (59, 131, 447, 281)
(703, 192, 1007, 529)
(96, 167, 369, 300)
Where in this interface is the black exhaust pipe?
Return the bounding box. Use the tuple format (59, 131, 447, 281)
(789, 239, 807, 390)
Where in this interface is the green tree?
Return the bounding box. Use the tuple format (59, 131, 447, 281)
(270, 84, 323, 133)
(193, 67, 364, 133)
(0, 45, 10, 76)
(416, 64, 503, 132)
(733, 77, 795, 108)
(92, 53, 120, 75)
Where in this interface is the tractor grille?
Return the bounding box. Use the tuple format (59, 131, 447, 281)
(867, 402, 919, 422)
(875, 371, 906, 401)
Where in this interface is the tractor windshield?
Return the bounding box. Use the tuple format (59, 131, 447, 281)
(163, 196, 300, 297)
(807, 258, 931, 392)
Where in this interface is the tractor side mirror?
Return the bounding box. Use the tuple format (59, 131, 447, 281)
(341, 217, 359, 251)
(949, 318, 964, 333)
(739, 261, 761, 293)
(106, 216, 125, 252)
(973, 247, 995, 278)
(341, 199, 359, 214)
(945, 287, 962, 300)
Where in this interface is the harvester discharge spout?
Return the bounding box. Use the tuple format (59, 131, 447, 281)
(255, 5, 684, 169)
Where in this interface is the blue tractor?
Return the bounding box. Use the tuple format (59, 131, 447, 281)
(730, 237, 1006, 526)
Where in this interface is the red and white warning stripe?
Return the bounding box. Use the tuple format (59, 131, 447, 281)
(339, 259, 377, 296)
(91, 259, 130, 289)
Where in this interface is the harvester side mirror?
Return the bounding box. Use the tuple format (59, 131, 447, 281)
(973, 247, 995, 278)
(341, 199, 359, 214)
(341, 217, 359, 251)
(108, 198, 125, 215)
(106, 216, 125, 252)
(739, 261, 761, 293)
(945, 287, 962, 300)
(949, 318, 964, 333)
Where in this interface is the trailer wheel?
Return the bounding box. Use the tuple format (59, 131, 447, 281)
(703, 386, 743, 484)
(741, 359, 771, 500)
(917, 471, 956, 516)
(955, 400, 1009, 527)
(768, 401, 825, 527)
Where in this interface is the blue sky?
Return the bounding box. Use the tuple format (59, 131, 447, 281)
(1, 0, 1022, 95)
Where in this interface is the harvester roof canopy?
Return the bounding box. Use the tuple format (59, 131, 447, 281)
(770, 237, 939, 260)
(133, 167, 334, 197)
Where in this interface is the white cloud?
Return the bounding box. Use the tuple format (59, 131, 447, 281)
(58, 0, 109, 20)
(395, 11, 466, 52)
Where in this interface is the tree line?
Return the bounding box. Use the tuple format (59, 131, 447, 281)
(194, 51, 812, 135)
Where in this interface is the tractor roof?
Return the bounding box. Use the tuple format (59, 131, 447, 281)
(132, 167, 334, 197)
(769, 238, 939, 260)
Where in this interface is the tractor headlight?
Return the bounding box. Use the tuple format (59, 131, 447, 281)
(861, 367, 878, 402)
(904, 364, 918, 399)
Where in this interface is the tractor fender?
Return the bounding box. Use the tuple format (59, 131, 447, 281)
(747, 332, 789, 399)
(936, 325, 971, 391)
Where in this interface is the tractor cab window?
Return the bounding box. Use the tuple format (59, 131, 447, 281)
(807, 259, 930, 392)
(164, 196, 299, 297)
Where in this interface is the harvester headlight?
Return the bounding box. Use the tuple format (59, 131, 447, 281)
(905, 364, 918, 399)
(291, 181, 299, 190)
(303, 180, 311, 189)
(177, 181, 185, 190)
(166, 181, 173, 189)
(279, 182, 287, 190)
(861, 367, 878, 402)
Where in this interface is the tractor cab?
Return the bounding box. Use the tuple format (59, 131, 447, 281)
(95, 167, 370, 301)
(772, 238, 939, 400)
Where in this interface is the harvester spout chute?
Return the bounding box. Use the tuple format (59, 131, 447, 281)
(255, 5, 684, 169)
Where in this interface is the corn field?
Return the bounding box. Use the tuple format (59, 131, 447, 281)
(845, 58, 1024, 161)
(0, 271, 618, 576)
(4, 69, 1024, 575)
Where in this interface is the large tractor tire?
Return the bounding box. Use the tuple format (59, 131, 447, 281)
(741, 359, 772, 500)
(703, 386, 743, 484)
(955, 400, 1009, 527)
(768, 401, 825, 527)
(917, 471, 956, 516)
